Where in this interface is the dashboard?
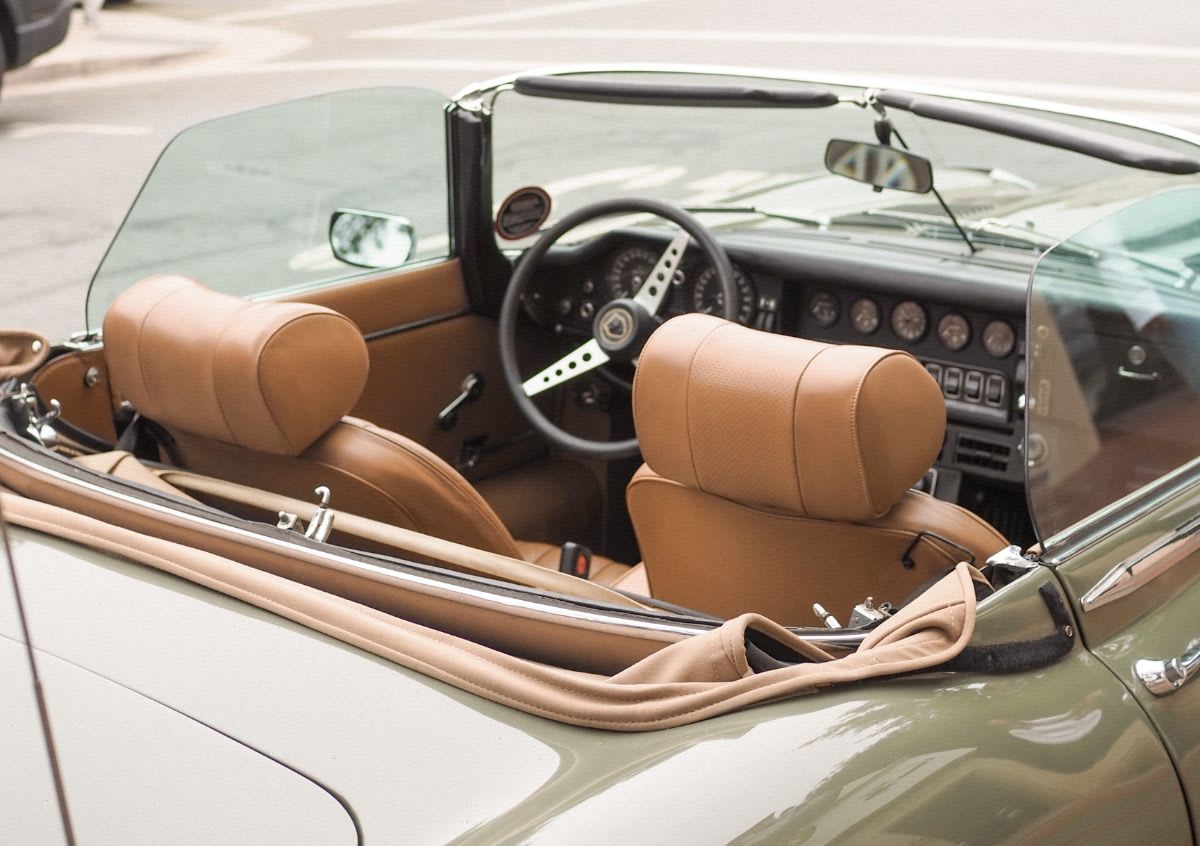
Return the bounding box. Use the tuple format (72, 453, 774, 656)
(526, 230, 1035, 543)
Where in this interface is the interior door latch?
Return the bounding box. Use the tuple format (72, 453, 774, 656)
(438, 372, 485, 430)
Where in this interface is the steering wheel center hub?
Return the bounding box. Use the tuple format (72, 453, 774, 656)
(594, 299, 655, 360)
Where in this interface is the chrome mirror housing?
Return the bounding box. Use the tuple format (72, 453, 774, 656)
(329, 208, 416, 269)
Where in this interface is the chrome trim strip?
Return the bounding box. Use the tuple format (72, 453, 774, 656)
(1081, 511, 1200, 612)
(0, 442, 705, 638)
(361, 309, 470, 342)
(1042, 456, 1200, 564)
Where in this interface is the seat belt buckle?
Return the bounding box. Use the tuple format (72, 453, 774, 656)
(559, 542, 592, 579)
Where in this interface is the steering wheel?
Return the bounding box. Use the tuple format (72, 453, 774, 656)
(499, 198, 738, 460)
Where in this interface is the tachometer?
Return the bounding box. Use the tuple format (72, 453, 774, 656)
(693, 265, 756, 324)
(891, 301, 928, 342)
(604, 246, 665, 300)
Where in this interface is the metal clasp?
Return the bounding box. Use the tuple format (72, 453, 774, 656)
(276, 486, 336, 543)
(7, 384, 61, 448)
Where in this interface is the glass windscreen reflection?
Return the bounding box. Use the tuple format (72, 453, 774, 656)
(85, 88, 449, 329)
(1027, 187, 1200, 542)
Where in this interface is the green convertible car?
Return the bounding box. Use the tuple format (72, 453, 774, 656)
(5, 67, 1200, 843)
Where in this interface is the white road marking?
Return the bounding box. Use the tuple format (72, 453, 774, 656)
(2, 122, 152, 139)
(360, 0, 658, 35)
(622, 165, 687, 190)
(356, 26, 1200, 61)
(208, 0, 414, 24)
(543, 165, 659, 197)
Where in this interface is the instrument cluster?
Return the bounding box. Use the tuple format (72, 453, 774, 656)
(803, 288, 1017, 360)
(525, 242, 781, 332)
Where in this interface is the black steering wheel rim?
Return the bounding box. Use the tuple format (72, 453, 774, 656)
(498, 197, 737, 460)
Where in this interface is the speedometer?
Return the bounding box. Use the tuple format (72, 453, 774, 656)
(692, 265, 756, 324)
(604, 246, 661, 300)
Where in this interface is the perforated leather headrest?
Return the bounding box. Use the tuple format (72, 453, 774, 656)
(103, 275, 369, 457)
(633, 314, 945, 522)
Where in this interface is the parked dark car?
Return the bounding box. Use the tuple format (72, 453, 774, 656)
(0, 0, 72, 94)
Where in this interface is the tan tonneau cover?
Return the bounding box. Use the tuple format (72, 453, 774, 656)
(1, 491, 976, 731)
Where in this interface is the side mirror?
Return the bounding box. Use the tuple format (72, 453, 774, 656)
(329, 209, 416, 269)
(824, 139, 934, 194)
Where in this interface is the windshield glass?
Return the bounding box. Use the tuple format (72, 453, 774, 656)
(86, 87, 450, 329)
(1026, 186, 1200, 543)
(490, 71, 1200, 248)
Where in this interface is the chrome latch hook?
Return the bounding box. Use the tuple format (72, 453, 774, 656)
(276, 486, 336, 543)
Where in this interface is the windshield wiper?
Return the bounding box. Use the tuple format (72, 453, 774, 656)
(684, 204, 831, 229)
(840, 209, 1099, 259)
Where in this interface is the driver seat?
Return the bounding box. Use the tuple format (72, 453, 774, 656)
(626, 314, 1008, 624)
(101, 275, 633, 586)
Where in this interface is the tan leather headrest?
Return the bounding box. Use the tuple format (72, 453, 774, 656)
(103, 275, 368, 456)
(633, 314, 945, 522)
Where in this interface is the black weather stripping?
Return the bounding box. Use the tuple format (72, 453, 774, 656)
(877, 90, 1200, 174)
(513, 76, 840, 109)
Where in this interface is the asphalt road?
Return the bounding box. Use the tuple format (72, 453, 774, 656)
(3, 0, 1199, 340)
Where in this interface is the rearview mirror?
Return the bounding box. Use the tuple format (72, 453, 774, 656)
(329, 209, 416, 269)
(824, 139, 933, 194)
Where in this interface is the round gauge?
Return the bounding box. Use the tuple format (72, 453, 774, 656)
(809, 291, 840, 327)
(692, 265, 756, 324)
(891, 301, 928, 342)
(850, 298, 880, 334)
(603, 246, 661, 300)
(937, 313, 971, 351)
(983, 320, 1016, 358)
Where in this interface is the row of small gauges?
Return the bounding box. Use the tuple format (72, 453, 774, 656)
(808, 290, 1017, 359)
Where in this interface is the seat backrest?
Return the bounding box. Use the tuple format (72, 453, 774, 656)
(627, 314, 1007, 624)
(103, 275, 522, 558)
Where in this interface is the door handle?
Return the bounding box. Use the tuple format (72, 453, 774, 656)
(1118, 366, 1160, 382)
(1136, 640, 1200, 695)
(437, 372, 484, 430)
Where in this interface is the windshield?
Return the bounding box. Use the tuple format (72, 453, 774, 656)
(490, 70, 1200, 248)
(1026, 186, 1200, 543)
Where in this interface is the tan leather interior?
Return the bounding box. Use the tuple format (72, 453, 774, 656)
(101, 276, 630, 586)
(2, 488, 982, 731)
(281, 259, 469, 337)
(73, 453, 646, 608)
(104, 275, 369, 457)
(629, 314, 1008, 623)
(0, 330, 50, 381)
(30, 347, 118, 444)
(292, 260, 602, 546)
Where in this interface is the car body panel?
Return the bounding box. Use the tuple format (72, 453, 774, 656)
(0, 568, 66, 846)
(1052, 477, 1200, 837)
(8, 523, 1191, 843)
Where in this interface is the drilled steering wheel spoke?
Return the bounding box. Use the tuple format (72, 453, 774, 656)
(523, 338, 610, 397)
(632, 229, 690, 315)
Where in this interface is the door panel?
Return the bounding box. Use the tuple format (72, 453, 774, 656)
(286, 259, 468, 337)
(292, 259, 544, 481)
